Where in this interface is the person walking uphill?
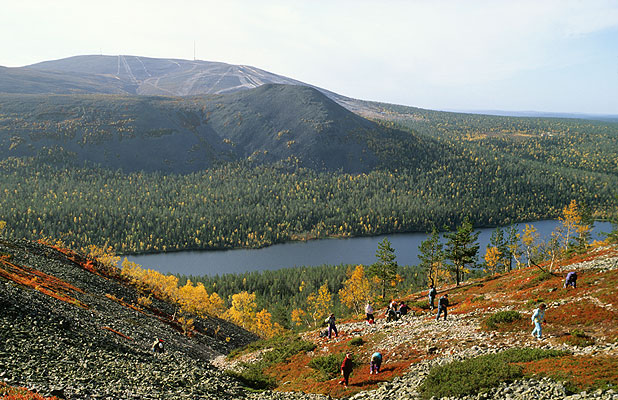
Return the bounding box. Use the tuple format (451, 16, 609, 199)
(369, 352, 382, 375)
(436, 294, 449, 321)
(428, 285, 437, 310)
(327, 313, 338, 339)
(365, 302, 374, 324)
(564, 271, 577, 289)
(531, 303, 547, 339)
(339, 353, 354, 388)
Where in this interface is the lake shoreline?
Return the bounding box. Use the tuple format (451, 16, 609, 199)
(119, 218, 605, 257)
(124, 220, 614, 276)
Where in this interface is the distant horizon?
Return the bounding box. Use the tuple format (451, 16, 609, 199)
(2, 0, 617, 115)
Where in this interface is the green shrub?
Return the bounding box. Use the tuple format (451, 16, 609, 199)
(482, 310, 522, 330)
(228, 333, 315, 361)
(531, 272, 554, 284)
(472, 295, 485, 302)
(418, 348, 568, 399)
(309, 353, 344, 381)
(348, 337, 364, 347)
(225, 366, 276, 390)
(564, 329, 595, 347)
(526, 298, 545, 307)
(409, 300, 430, 310)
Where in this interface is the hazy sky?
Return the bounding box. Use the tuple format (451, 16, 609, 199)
(2, 0, 618, 113)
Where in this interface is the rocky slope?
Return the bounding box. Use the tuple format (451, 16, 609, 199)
(2, 235, 617, 400)
(221, 245, 618, 400)
(0, 237, 257, 399)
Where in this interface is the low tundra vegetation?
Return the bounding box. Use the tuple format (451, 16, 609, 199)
(225, 334, 316, 390)
(482, 310, 523, 331)
(308, 353, 345, 381)
(418, 348, 568, 399)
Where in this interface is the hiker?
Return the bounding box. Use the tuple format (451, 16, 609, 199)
(339, 353, 354, 388)
(151, 338, 164, 353)
(398, 301, 409, 318)
(531, 303, 547, 339)
(369, 352, 382, 375)
(385, 302, 398, 322)
(564, 271, 577, 289)
(436, 294, 449, 321)
(428, 285, 437, 310)
(327, 313, 338, 339)
(365, 302, 374, 324)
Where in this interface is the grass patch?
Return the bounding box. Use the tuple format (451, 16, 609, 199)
(409, 300, 430, 310)
(520, 271, 555, 289)
(308, 353, 344, 381)
(482, 310, 522, 331)
(225, 366, 276, 390)
(526, 298, 545, 308)
(228, 333, 315, 360)
(418, 348, 567, 399)
(225, 333, 316, 390)
(348, 337, 364, 347)
(561, 329, 595, 347)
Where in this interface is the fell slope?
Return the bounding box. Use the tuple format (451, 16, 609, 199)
(0, 84, 418, 173)
(0, 237, 256, 399)
(5, 55, 348, 104)
(223, 246, 618, 399)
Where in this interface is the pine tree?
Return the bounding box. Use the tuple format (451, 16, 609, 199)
(418, 228, 445, 287)
(444, 217, 480, 286)
(369, 237, 398, 299)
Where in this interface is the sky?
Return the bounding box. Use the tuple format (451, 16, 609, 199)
(2, 0, 618, 114)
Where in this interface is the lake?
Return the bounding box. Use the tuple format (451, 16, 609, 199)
(124, 220, 613, 276)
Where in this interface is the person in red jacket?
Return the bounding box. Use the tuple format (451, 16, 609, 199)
(339, 353, 354, 388)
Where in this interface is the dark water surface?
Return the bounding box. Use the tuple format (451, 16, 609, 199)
(125, 220, 613, 276)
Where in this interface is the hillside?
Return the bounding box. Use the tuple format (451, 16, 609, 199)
(219, 245, 618, 399)
(355, 100, 618, 178)
(3, 235, 616, 400)
(0, 85, 417, 173)
(0, 236, 258, 399)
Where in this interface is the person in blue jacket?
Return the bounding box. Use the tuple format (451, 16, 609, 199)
(531, 303, 547, 339)
(564, 271, 577, 289)
(369, 352, 382, 374)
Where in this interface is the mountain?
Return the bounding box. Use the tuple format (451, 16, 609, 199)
(4, 54, 357, 105)
(0, 84, 424, 173)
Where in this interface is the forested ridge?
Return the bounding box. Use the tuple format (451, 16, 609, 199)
(1, 148, 615, 254)
(361, 102, 618, 176)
